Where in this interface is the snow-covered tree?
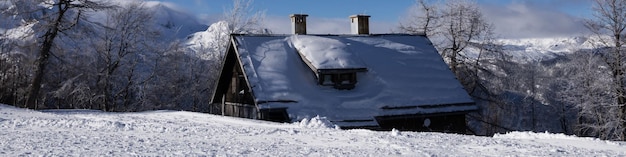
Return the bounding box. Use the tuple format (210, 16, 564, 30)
(400, 0, 502, 135)
(401, 0, 492, 74)
(222, 0, 266, 35)
(91, 1, 159, 111)
(581, 0, 626, 140)
(554, 51, 617, 139)
(5, 0, 113, 109)
(399, 0, 439, 36)
(0, 26, 35, 106)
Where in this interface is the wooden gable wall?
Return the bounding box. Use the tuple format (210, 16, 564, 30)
(210, 37, 256, 118)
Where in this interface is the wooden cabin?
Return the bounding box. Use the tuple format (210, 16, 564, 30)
(209, 14, 477, 133)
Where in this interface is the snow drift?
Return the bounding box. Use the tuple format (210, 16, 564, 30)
(1, 104, 624, 156)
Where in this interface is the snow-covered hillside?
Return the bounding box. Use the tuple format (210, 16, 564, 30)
(472, 36, 594, 63)
(143, 1, 207, 39)
(459, 36, 594, 64)
(1, 0, 206, 41)
(1, 104, 624, 156)
(184, 21, 230, 60)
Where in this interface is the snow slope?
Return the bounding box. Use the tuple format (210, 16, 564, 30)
(1, 104, 624, 156)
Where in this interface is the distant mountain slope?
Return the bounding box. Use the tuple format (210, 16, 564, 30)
(184, 21, 230, 60)
(142, 1, 207, 39)
(0, 0, 207, 44)
(496, 36, 594, 62)
(461, 36, 595, 63)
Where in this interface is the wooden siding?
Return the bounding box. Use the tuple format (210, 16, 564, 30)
(375, 112, 469, 133)
(210, 37, 258, 119)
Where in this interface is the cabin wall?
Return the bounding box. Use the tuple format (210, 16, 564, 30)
(222, 102, 257, 119)
(375, 113, 468, 134)
(259, 108, 290, 123)
(210, 42, 257, 119)
(211, 43, 237, 105)
(224, 61, 253, 104)
(219, 58, 256, 118)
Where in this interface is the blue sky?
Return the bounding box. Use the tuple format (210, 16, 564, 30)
(160, 0, 415, 21)
(158, 0, 593, 38)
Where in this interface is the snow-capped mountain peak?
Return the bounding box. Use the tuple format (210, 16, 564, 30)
(464, 36, 597, 63)
(143, 1, 207, 39)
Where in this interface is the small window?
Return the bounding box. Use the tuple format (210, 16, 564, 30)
(321, 74, 334, 85)
(339, 73, 354, 84)
(318, 72, 357, 90)
(237, 75, 246, 94)
(231, 75, 237, 94)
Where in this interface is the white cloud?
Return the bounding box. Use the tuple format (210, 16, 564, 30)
(196, 13, 219, 25)
(397, 0, 590, 39)
(480, 2, 589, 38)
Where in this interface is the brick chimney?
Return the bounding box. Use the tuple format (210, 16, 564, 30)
(350, 15, 370, 35)
(290, 14, 308, 34)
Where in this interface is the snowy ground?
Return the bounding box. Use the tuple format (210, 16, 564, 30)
(1, 104, 624, 156)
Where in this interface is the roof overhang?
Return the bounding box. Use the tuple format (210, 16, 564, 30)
(317, 68, 368, 74)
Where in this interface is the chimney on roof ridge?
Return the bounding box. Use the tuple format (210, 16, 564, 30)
(290, 14, 308, 35)
(350, 14, 370, 35)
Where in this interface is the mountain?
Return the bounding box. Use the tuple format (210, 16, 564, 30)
(496, 36, 594, 62)
(461, 36, 596, 64)
(0, 0, 207, 42)
(184, 21, 230, 60)
(143, 1, 208, 39)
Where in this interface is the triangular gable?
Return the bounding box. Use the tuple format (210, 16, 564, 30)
(210, 36, 257, 107)
(210, 37, 237, 104)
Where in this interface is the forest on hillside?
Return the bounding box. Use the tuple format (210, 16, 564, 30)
(1, 0, 625, 141)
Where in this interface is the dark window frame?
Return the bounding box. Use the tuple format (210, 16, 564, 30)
(318, 72, 358, 90)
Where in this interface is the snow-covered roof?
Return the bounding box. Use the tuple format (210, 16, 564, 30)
(291, 35, 367, 70)
(231, 34, 475, 124)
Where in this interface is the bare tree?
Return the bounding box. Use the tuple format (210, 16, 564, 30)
(92, 1, 158, 111)
(198, 0, 267, 58)
(555, 50, 619, 139)
(400, 0, 493, 77)
(400, 0, 498, 135)
(222, 0, 266, 35)
(399, 0, 439, 35)
(18, 0, 112, 109)
(0, 29, 34, 106)
(437, 0, 491, 74)
(584, 0, 626, 140)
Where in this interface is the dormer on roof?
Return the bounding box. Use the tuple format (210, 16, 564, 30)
(291, 35, 367, 90)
